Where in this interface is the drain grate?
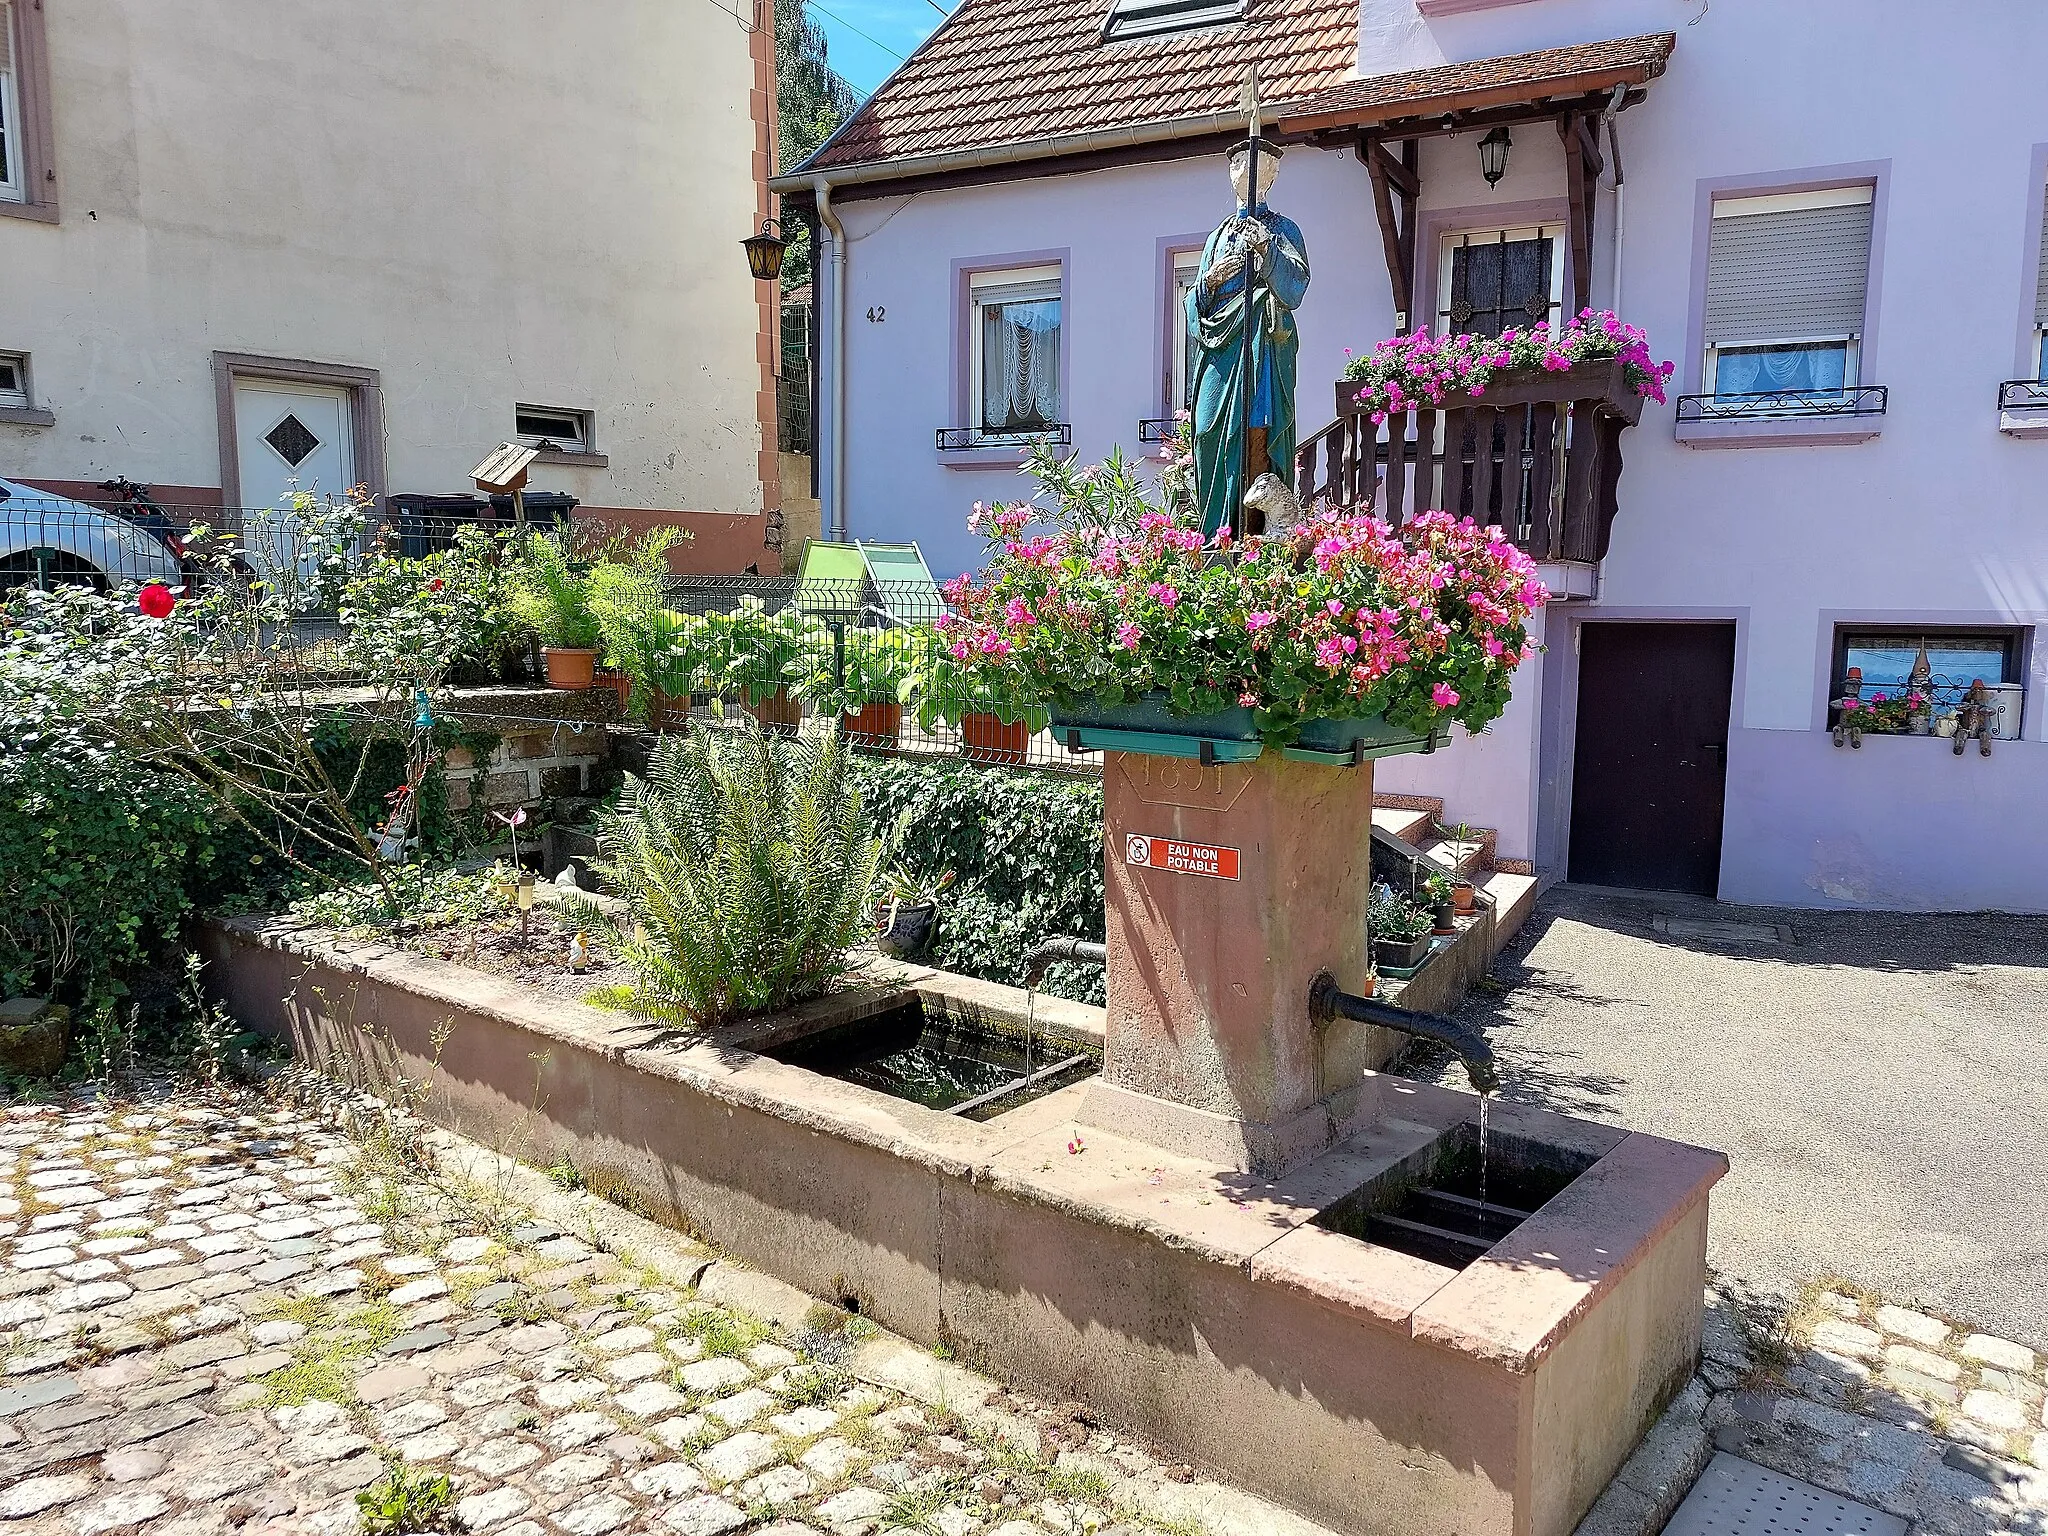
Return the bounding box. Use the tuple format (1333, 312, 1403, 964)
(1664, 1454, 1905, 1536)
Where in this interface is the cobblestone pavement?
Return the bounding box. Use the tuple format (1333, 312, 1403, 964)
(1584, 1285, 2048, 1536)
(0, 1078, 1280, 1536)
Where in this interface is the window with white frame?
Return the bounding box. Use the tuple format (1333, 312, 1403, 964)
(0, 1, 24, 204)
(1438, 225, 1564, 339)
(0, 352, 26, 409)
(515, 405, 592, 454)
(1169, 249, 1201, 417)
(969, 265, 1062, 440)
(1703, 185, 1873, 401)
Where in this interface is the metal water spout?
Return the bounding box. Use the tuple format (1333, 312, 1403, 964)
(1023, 937, 1106, 991)
(1307, 972, 1500, 1094)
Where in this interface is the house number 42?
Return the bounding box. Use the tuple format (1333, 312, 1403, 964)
(865, 306, 886, 323)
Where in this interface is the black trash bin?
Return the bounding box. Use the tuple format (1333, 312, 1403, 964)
(388, 493, 493, 559)
(487, 491, 579, 535)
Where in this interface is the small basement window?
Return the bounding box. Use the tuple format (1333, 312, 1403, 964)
(1104, 0, 1244, 41)
(0, 351, 27, 409)
(515, 405, 592, 454)
(1831, 625, 2027, 730)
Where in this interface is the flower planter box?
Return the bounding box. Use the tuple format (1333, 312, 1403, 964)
(962, 712, 1028, 765)
(1049, 693, 1436, 766)
(876, 900, 937, 958)
(841, 700, 903, 749)
(1372, 933, 1434, 972)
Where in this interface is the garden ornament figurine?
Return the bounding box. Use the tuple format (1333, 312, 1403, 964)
(1190, 119, 1309, 540)
(1953, 679, 1997, 756)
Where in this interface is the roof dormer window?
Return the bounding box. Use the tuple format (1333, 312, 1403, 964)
(1103, 0, 1244, 42)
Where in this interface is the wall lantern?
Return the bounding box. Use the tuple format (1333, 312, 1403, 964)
(742, 218, 789, 282)
(1478, 127, 1513, 188)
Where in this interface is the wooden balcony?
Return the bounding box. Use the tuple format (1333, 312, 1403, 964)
(1293, 358, 1645, 565)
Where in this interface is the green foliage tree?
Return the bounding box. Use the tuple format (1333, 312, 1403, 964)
(774, 0, 860, 295)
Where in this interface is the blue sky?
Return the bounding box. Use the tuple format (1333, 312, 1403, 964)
(807, 0, 946, 96)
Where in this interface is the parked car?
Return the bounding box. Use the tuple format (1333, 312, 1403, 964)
(0, 477, 184, 593)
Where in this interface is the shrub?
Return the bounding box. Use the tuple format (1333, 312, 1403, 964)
(573, 722, 883, 1027)
(846, 755, 1104, 1004)
(0, 729, 233, 1007)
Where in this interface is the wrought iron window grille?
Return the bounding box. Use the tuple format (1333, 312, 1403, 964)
(935, 424, 1071, 452)
(1137, 418, 1173, 444)
(1675, 386, 1887, 422)
(1997, 380, 2048, 412)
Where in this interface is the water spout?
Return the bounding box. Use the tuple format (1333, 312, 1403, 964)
(1307, 972, 1500, 1095)
(1022, 937, 1106, 992)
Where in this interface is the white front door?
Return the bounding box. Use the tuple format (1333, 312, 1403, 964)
(233, 379, 354, 579)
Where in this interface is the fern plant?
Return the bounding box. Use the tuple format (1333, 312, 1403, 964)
(571, 721, 883, 1027)
(506, 533, 600, 650)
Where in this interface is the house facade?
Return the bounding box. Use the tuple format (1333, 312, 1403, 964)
(777, 0, 2048, 912)
(0, 0, 784, 571)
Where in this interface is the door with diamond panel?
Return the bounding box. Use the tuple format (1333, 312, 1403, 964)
(233, 380, 354, 579)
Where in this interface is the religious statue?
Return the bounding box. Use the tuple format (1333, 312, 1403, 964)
(1189, 136, 1310, 539)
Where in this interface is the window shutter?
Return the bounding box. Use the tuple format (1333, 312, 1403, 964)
(1704, 200, 1874, 345)
(2034, 194, 2048, 325)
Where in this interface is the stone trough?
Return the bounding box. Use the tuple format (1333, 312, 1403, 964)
(203, 750, 1725, 1536)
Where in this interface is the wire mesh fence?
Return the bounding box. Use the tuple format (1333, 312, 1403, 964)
(627, 575, 1096, 776)
(0, 488, 1100, 777)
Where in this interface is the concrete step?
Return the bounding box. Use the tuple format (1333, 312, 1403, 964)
(1478, 870, 1539, 949)
(1370, 805, 1437, 846)
(1413, 827, 1496, 879)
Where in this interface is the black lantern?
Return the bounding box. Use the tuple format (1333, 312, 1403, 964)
(742, 218, 788, 282)
(1478, 127, 1512, 188)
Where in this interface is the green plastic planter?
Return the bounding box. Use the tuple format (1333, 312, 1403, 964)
(1048, 693, 1439, 766)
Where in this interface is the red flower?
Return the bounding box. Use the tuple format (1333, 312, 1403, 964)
(427, 577, 444, 592)
(138, 583, 176, 619)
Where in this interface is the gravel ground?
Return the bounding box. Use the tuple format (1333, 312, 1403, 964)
(0, 1074, 1321, 1536)
(1396, 884, 2048, 1348)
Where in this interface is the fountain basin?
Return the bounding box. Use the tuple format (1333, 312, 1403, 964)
(203, 916, 1722, 1536)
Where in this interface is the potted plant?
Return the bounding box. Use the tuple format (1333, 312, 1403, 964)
(927, 436, 1551, 763)
(1434, 821, 1482, 913)
(702, 597, 823, 736)
(508, 534, 601, 689)
(902, 649, 1048, 767)
(1369, 888, 1436, 972)
(829, 628, 924, 749)
(587, 529, 699, 722)
(875, 866, 955, 958)
(1420, 872, 1457, 934)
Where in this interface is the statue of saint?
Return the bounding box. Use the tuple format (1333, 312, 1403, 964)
(1189, 138, 1310, 539)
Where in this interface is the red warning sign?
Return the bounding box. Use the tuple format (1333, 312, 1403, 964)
(1124, 833, 1240, 880)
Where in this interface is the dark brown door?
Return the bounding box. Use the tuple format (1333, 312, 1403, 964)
(1569, 622, 1735, 895)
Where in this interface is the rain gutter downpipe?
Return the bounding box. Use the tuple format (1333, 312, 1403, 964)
(812, 175, 848, 542)
(776, 113, 1247, 548)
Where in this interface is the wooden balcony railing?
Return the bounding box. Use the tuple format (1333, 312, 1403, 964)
(1293, 357, 1646, 564)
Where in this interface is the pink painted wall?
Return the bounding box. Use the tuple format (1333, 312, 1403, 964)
(829, 0, 2048, 905)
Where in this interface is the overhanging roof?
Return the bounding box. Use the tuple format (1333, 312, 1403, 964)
(1276, 32, 1674, 138)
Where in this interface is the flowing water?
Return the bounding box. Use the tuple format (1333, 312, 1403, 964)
(1477, 1091, 1490, 1213)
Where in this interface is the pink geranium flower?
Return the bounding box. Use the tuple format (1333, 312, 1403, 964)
(1432, 682, 1460, 709)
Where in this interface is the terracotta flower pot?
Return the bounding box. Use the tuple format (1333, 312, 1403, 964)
(1452, 879, 1477, 914)
(841, 700, 903, 749)
(543, 647, 598, 690)
(962, 713, 1028, 765)
(594, 670, 631, 711)
(747, 686, 802, 736)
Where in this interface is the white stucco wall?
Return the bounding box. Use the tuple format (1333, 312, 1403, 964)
(822, 0, 2048, 902)
(0, 0, 765, 514)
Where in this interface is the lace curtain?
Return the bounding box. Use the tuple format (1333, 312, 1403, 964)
(980, 297, 1061, 432)
(1715, 342, 1847, 397)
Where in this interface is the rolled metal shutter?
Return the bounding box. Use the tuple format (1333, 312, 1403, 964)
(1704, 201, 1873, 344)
(2035, 195, 2048, 325)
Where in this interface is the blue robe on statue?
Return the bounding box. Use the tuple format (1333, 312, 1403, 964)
(1189, 203, 1310, 539)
